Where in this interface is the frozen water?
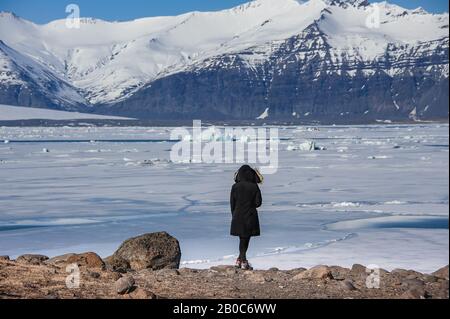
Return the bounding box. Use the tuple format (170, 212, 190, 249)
(0, 124, 448, 273)
(0, 104, 132, 120)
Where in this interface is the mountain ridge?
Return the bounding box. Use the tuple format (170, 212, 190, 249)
(0, 0, 448, 121)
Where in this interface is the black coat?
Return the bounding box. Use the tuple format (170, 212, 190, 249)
(230, 166, 262, 237)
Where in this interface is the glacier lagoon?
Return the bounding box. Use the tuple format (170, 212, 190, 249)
(0, 124, 448, 273)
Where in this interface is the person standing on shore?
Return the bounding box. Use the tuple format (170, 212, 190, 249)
(230, 165, 263, 270)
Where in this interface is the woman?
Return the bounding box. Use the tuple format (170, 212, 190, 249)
(230, 165, 263, 270)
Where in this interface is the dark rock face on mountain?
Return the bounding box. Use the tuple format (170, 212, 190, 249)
(107, 25, 449, 121)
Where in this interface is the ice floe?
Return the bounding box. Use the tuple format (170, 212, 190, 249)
(287, 141, 326, 151)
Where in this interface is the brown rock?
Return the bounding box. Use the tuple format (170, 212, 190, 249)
(292, 265, 333, 280)
(16, 254, 49, 265)
(244, 271, 266, 284)
(440, 280, 449, 295)
(179, 268, 198, 274)
(402, 278, 425, 290)
(422, 274, 438, 283)
(391, 268, 408, 275)
(66, 252, 105, 269)
(340, 280, 357, 291)
(46, 253, 76, 266)
(210, 265, 239, 275)
(115, 276, 135, 295)
(350, 264, 367, 277)
(391, 269, 422, 279)
(400, 288, 427, 299)
(206, 270, 218, 278)
(0, 256, 10, 261)
(432, 265, 449, 280)
(329, 266, 350, 280)
(156, 268, 180, 277)
(288, 268, 307, 276)
(379, 268, 390, 277)
(111, 272, 123, 281)
(225, 268, 238, 275)
(211, 265, 236, 272)
(128, 288, 157, 299)
(104, 255, 130, 273)
(88, 271, 101, 279)
(111, 232, 181, 271)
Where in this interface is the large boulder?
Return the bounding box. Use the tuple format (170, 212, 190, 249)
(111, 232, 181, 271)
(432, 265, 449, 280)
(329, 266, 350, 280)
(104, 255, 131, 273)
(292, 265, 333, 280)
(69, 252, 105, 269)
(16, 254, 49, 265)
(115, 276, 135, 295)
(400, 288, 427, 299)
(244, 271, 267, 284)
(46, 253, 77, 266)
(47, 252, 105, 270)
(350, 264, 366, 274)
(340, 280, 357, 291)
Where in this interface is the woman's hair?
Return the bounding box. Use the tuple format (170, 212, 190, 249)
(234, 165, 262, 184)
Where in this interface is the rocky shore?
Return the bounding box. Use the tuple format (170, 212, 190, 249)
(0, 232, 448, 299)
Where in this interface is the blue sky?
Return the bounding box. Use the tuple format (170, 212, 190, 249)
(0, 0, 448, 24)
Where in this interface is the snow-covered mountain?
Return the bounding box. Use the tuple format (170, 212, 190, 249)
(0, 0, 448, 121)
(0, 40, 86, 110)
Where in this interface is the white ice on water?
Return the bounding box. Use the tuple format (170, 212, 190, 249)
(0, 124, 448, 273)
(0, 104, 132, 121)
(257, 108, 270, 120)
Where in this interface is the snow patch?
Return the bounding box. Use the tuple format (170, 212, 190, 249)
(257, 108, 270, 120)
(0, 104, 133, 121)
